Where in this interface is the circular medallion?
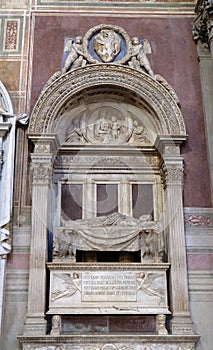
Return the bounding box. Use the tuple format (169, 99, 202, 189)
(83, 24, 132, 64)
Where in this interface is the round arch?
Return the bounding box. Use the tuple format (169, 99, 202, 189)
(28, 64, 186, 140)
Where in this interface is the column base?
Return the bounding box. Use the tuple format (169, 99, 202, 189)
(23, 315, 47, 335)
(170, 315, 195, 335)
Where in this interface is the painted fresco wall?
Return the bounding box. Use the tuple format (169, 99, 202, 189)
(0, 1, 212, 350)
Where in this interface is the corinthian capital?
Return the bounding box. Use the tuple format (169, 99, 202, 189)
(192, 0, 213, 45)
(31, 161, 52, 185)
(161, 164, 184, 187)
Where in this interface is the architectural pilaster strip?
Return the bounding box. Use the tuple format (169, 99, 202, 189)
(0, 228, 11, 349)
(23, 134, 59, 335)
(193, 1, 213, 202)
(156, 136, 194, 335)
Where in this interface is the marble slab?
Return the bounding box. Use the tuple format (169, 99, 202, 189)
(47, 263, 170, 315)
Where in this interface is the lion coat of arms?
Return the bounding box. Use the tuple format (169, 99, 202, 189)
(93, 29, 121, 62)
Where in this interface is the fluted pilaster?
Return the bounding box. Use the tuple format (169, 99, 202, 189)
(23, 134, 59, 335)
(156, 136, 194, 335)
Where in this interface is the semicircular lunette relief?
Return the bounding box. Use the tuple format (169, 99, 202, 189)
(54, 96, 158, 147)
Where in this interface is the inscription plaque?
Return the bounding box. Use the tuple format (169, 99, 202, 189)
(82, 271, 137, 302)
(48, 264, 170, 315)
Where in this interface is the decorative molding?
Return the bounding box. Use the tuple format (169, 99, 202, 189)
(188, 270, 213, 302)
(3, 19, 20, 52)
(184, 207, 213, 228)
(29, 67, 185, 139)
(55, 154, 160, 171)
(0, 15, 23, 55)
(18, 334, 199, 350)
(184, 214, 213, 227)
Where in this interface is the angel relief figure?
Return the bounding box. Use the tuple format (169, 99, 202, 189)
(136, 272, 164, 304)
(61, 36, 87, 74)
(129, 37, 155, 78)
(52, 272, 81, 301)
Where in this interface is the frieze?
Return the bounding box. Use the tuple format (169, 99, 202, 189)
(184, 214, 213, 226)
(20, 339, 197, 350)
(55, 155, 160, 170)
(34, 143, 51, 154)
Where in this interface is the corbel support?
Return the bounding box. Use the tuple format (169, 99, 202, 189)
(23, 134, 59, 335)
(156, 136, 195, 335)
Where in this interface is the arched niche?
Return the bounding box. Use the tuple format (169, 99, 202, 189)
(24, 63, 195, 339)
(28, 64, 186, 139)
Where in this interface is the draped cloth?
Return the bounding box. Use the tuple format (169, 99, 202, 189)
(54, 213, 160, 255)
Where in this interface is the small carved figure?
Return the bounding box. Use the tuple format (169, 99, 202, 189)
(141, 229, 163, 262)
(51, 315, 61, 335)
(137, 272, 164, 302)
(53, 229, 78, 260)
(129, 37, 155, 78)
(52, 273, 81, 301)
(156, 314, 168, 335)
(110, 116, 120, 140)
(130, 120, 147, 143)
(61, 212, 153, 228)
(93, 29, 121, 62)
(62, 36, 87, 73)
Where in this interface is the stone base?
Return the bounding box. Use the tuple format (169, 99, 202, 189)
(170, 315, 195, 335)
(18, 334, 200, 350)
(23, 316, 47, 335)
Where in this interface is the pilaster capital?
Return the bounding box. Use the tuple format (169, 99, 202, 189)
(193, 0, 213, 45)
(31, 155, 54, 185)
(28, 133, 60, 156)
(28, 134, 59, 185)
(155, 135, 186, 157)
(161, 161, 184, 187)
